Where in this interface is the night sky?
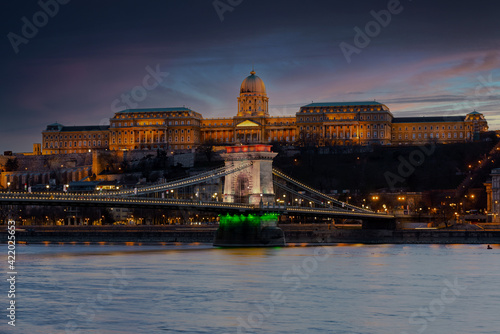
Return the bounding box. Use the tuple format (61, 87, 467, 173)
(1, 0, 499, 153)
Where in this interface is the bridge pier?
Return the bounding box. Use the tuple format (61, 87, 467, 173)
(222, 145, 277, 205)
(215, 145, 285, 246)
(214, 213, 286, 247)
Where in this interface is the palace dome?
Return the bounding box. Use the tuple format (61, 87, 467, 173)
(240, 70, 266, 94)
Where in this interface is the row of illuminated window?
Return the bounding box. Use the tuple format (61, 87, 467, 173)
(112, 120, 195, 127)
(300, 124, 387, 131)
(45, 133, 106, 140)
(301, 132, 386, 139)
(328, 132, 385, 139)
(204, 122, 233, 127)
(267, 136, 295, 142)
(268, 121, 294, 126)
(112, 129, 192, 136)
(204, 129, 295, 139)
(113, 137, 192, 144)
(244, 106, 264, 111)
(115, 112, 195, 119)
(203, 121, 297, 127)
(45, 150, 89, 154)
(299, 115, 388, 122)
(207, 137, 235, 143)
(396, 125, 468, 131)
(45, 140, 107, 149)
(393, 132, 468, 140)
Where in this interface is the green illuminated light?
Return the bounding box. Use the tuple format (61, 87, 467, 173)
(219, 213, 279, 226)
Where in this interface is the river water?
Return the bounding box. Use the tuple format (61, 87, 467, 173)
(3, 243, 500, 334)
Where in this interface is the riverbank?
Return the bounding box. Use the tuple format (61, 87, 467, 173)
(3, 225, 500, 244)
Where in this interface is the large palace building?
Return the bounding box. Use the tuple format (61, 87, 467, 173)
(42, 70, 489, 155)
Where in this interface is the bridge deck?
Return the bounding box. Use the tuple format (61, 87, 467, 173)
(0, 193, 393, 219)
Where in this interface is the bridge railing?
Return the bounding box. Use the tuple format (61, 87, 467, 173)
(105, 161, 254, 197)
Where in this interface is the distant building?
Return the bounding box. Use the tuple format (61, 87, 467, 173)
(109, 108, 203, 151)
(42, 123, 109, 155)
(391, 113, 488, 145)
(485, 168, 500, 222)
(41, 71, 490, 155)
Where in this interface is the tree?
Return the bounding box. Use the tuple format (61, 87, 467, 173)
(4, 158, 18, 172)
(196, 141, 216, 163)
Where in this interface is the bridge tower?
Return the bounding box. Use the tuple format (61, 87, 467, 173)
(215, 144, 285, 247)
(221, 144, 277, 205)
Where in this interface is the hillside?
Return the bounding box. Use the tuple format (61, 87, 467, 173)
(273, 140, 500, 194)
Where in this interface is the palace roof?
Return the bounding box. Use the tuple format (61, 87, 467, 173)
(44, 124, 109, 132)
(392, 116, 466, 123)
(302, 102, 384, 108)
(118, 107, 194, 113)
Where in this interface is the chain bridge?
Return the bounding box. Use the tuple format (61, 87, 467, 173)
(0, 145, 394, 224)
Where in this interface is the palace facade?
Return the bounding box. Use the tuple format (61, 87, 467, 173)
(42, 123, 109, 155)
(42, 70, 489, 155)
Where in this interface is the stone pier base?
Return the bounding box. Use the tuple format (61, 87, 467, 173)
(214, 214, 286, 247)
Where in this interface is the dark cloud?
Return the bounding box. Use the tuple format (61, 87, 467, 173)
(1, 0, 499, 152)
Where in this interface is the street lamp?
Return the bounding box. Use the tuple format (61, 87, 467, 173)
(7, 182, 10, 192)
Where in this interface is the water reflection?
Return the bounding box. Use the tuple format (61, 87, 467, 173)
(12, 244, 500, 334)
